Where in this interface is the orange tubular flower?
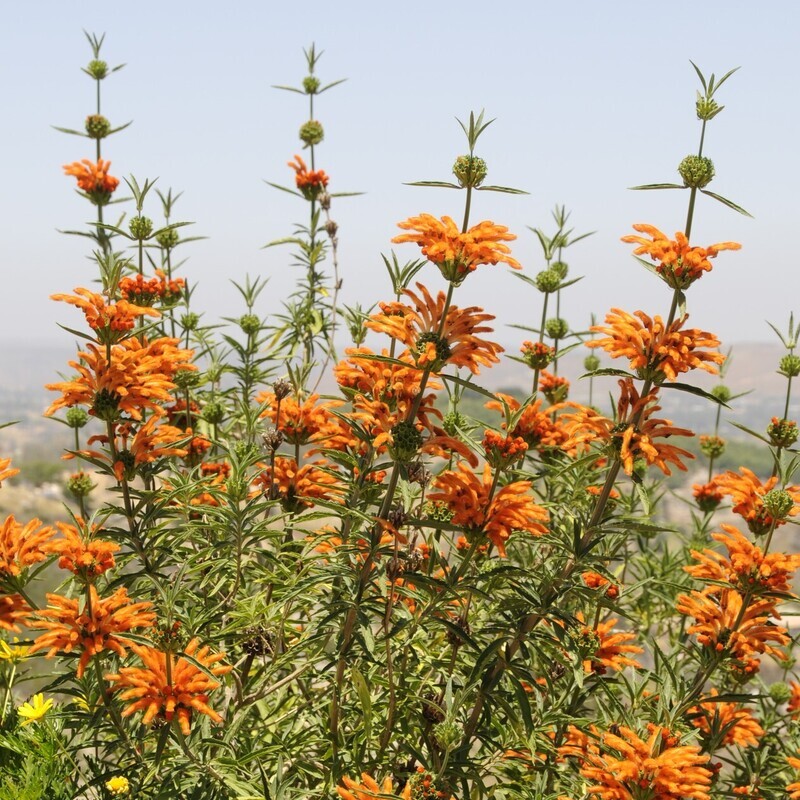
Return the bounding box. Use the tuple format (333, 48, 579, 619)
(288, 154, 329, 199)
(28, 586, 156, 678)
(80, 417, 189, 481)
(621, 223, 741, 290)
(253, 457, 343, 512)
(393, 214, 521, 285)
(577, 614, 642, 674)
(676, 588, 789, 674)
(0, 516, 53, 577)
(688, 689, 764, 748)
(51, 288, 160, 344)
(587, 309, 724, 382)
(63, 158, 120, 198)
(337, 774, 411, 800)
(45, 337, 196, 422)
(119, 270, 186, 307)
(581, 724, 712, 800)
(563, 379, 694, 476)
(364, 283, 504, 374)
(0, 457, 19, 486)
(685, 523, 800, 595)
(105, 638, 232, 735)
(43, 521, 119, 580)
(256, 391, 342, 446)
(712, 468, 800, 536)
(429, 463, 548, 556)
(485, 394, 574, 455)
(582, 571, 620, 600)
(788, 753, 800, 800)
(0, 593, 31, 632)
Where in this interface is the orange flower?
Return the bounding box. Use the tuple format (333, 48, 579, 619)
(482, 429, 528, 467)
(288, 154, 329, 199)
(0, 516, 53, 577)
(28, 586, 156, 678)
(43, 521, 119, 580)
(429, 463, 548, 556)
(577, 614, 642, 674)
(118, 270, 185, 307)
(539, 370, 569, 403)
(337, 774, 411, 800)
(80, 417, 189, 481)
(563, 379, 694, 476)
(621, 223, 741, 289)
(688, 689, 764, 748)
(393, 214, 521, 285)
(685, 523, 800, 595)
(581, 724, 712, 800)
(63, 158, 120, 197)
(0, 593, 31, 632)
(45, 337, 196, 422)
(587, 309, 724, 382)
(789, 753, 800, 800)
(485, 394, 573, 455)
(364, 283, 503, 374)
(253, 457, 343, 512)
(51, 287, 160, 343)
(0, 457, 19, 486)
(582, 571, 620, 600)
(693, 481, 723, 512)
(676, 588, 788, 674)
(712, 468, 800, 535)
(257, 391, 342, 446)
(105, 637, 232, 734)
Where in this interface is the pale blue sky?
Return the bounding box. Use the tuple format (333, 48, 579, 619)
(2, 0, 798, 350)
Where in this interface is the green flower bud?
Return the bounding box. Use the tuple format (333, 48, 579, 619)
(180, 312, 199, 331)
(87, 59, 108, 80)
(65, 407, 90, 429)
(239, 313, 261, 335)
(202, 399, 226, 425)
(390, 420, 424, 462)
(678, 155, 715, 189)
(710, 384, 732, 403)
(700, 435, 726, 459)
(551, 261, 569, 280)
(584, 354, 601, 372)
(762, 489, 794, 521)
(156, 227, 180, 249)
(452, 155, 487, 188)
(432, 720, 460, 752)
(67, 471, 96, 498)
(422, 500, 453, 522)
(442, 410, 468, 438)
(233, 440, 258, 461)
(92, 388, 121, 422)
(535, 269, 561, 294)
(696, 95, 721, 121)
(632, 458, 648, 483)
(769, 681, 792, 704)
(85, 114, 111, 139)
(129, 216, 153, 240)
(303, 75, 320, 94)
(173, 369, 202, 391)
(521, 341, 554, 370)
(779, 354, 800, 378)
(767, 418, 799, 448)
(545, 317, 569, 340)
(299, 120, 324, 147)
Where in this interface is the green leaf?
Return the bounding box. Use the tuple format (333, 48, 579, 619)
(580, 368, 635, 379)
(108, 120, 133, 135)
(475, 185, 529, 195)
(659, 382, 730, 406)
(319, 78, 348, 93)
(271, 84, 304, 94)
(263, 181, 302, 198)
(699, 189, 753, 217)
(403, 180, 461, 189)
(629, 182, 686, 190)
(52, 125, 89, 137)
(440, 372, 498, 401)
